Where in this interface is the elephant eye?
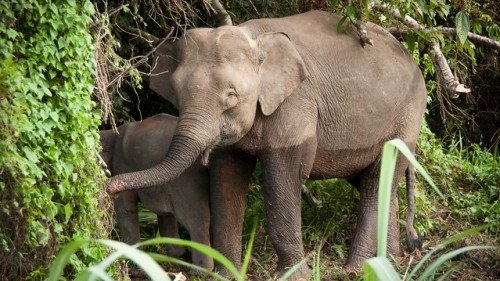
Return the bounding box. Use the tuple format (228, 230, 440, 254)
(222, 89, 239, 109)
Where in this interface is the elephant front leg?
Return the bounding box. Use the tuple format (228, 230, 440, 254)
(209, 150, 255, 277)
(157, 213, 186, 258)
(114, 190, 141, 244)
(260, 146, 314, 280)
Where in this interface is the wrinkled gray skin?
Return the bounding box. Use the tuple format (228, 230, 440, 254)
(107, 11, 427, 280)
(99, 113, 213, 271)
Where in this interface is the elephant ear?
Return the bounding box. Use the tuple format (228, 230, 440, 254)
(149, 38, 179, 107)
(257, 32, 309, 116)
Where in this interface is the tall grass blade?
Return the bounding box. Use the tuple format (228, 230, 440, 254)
(241, 220, 257, 280)
(417, 246, 496, 281)
(47, 238, 88, 281)
(407, 225, 489, 279)
(314, 250, 321, 280)
(278, 258, 309, 281)
(364, 257, 402, 281)
(141, 237, 241, 279)
(377, 142, 399, 257)
(98, 239, 171, 281)
(387, 139, 443, 199)
(436, 264, 461, 281)
(85, 267, 114, 281)
(148, 252, 228, 281)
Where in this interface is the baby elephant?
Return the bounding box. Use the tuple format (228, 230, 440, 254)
(99, 113, 213, 271)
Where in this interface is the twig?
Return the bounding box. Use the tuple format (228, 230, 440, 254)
(301, 184, 323, 209)
(352, 12, 373, 47)
(370, 2, 471, 97)
(209, 0, 233, 26)
(106, 29, 174, 90)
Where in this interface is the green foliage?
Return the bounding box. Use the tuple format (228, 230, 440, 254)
(455, 11, 470, 45)
(418, 123, 500, 232)
(363, 139, 496, 281)
(0, 0, 110, 279)
(48, 230, 261, 281)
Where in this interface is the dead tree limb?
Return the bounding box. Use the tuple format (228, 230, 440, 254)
(352, 12, 374, 47)
(209, 0, 232, 26)
(370, 2, 472, 97)
(389, 27, 500, 51)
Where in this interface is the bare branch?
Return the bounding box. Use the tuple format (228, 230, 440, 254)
(352, 12, 373, 47)
(107, 29, 175, 89)
(388, 27, 500, 51)
(208, 0, 233, 26)
(301, 184, 322, 209)
(116, 23, 159, 44)
(435, 27, 500, 50)
(371, 2, 471, 97)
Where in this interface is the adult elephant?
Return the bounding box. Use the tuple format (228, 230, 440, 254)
(107, 10, 427, 280)
(100, 113, 213, 271)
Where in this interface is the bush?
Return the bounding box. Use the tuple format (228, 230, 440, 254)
(0, 1, 110, 279)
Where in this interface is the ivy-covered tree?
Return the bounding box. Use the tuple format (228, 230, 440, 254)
(0, 1, 110, 279)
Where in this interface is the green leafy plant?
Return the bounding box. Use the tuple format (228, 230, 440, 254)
(49, 221, 260, 281)
(363, 139, 496, 281)
(0, 0, 110, 278)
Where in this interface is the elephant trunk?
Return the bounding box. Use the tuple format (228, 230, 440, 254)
(106, 112, 217, 194)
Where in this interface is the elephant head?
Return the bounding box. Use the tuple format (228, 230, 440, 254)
(107, 25, 309, 194)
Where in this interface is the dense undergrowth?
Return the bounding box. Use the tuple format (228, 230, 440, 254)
(0, 1, 111, 279)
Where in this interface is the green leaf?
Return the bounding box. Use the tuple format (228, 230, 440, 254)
(64, 203, 73, 222)
(329, 0, 339, 13)
(240, 220, 257, 279)
(148, 252, 226, 280)
(141, 237, 241, 279)
(387, 139, 443, 199)
(377, 141, 399, 257)
(98, 239, 171, 281)
(22, 147, 39, 163)
(47, 238, 88, 281)
(455, 11, 470, 45)
(337, 16, 348, 33)
(363, 257, 402, 281)
(406, 32, 417, 54)
(346, 6, 357, 22)
(417, 246, 496, 281)
(408, 225, 489, 279)
(278, 258, 309, 281)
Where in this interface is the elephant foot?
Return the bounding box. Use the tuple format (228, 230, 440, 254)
(346, 243, 376, 268)
(273, 262, 311, 281)
(406, 230, 423, 253)
(166, 245, 186, 258)
(214, 265, 235, 280)
(347, 241, 403, 268)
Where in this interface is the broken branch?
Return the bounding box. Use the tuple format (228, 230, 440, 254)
(370, 2, 472, 97)
(388, 27, 500, 51)
(209, 0, 233, 26)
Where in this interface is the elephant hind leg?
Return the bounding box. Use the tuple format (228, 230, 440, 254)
(157, 213, 186, 258)
(347, 157, 405, 267)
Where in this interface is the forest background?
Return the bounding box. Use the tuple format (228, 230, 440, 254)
(0, 0, 498, 280)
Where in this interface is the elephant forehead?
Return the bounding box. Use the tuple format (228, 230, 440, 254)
(180, 27, 257, 64)
(175, 61, 256, 91)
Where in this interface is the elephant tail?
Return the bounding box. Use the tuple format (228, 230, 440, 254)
(405, 164, 423, 253)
